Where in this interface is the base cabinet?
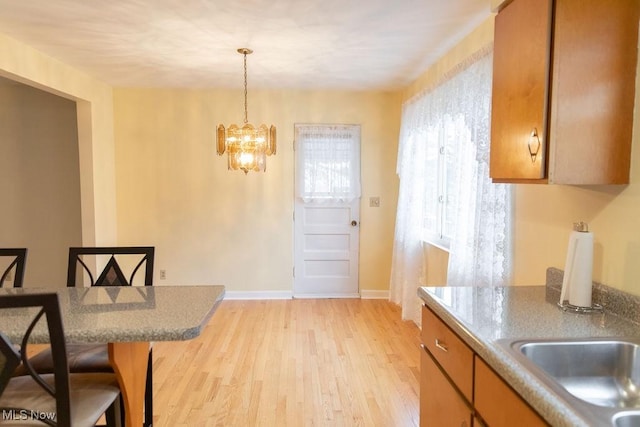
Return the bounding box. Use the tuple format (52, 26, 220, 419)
(420, 305, 548, 426)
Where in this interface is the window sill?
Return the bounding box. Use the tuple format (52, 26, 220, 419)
(422, 233, 451, 253)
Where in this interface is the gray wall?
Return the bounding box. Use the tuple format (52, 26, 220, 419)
(0, 78, 82, 287)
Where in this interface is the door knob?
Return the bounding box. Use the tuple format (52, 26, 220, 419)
(351, 220, 358, 226)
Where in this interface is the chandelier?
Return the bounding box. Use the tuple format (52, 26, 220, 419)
(216, 48, 276, 174)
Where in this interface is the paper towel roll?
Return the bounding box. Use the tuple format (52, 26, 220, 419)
(561, 228, 594, 307)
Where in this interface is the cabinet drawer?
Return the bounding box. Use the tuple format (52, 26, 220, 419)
(421, 305, 473, 400)
(475, 357, 547, 426)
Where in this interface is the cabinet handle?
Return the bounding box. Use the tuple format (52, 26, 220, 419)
(528, 128, 541, 163)
(435, 339, 448, 352)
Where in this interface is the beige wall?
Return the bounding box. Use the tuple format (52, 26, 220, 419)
(491, 0, 509, 12)
(0, 29, 401, 294)
(0, 82, 82, 286)
(7, 9, 640, 296)
(406, 15, 640, 296)
(113, 88, 401, 292)
(0, 32, 117, 250)
(403, 19, 495, 101)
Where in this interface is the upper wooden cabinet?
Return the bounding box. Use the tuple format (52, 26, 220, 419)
(490, 0, 640, 184)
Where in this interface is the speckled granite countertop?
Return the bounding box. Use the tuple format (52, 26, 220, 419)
(418, 269, 640, 427)
(0, 285, 225, 344)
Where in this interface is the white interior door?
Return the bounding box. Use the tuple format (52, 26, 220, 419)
(294, 199, 360, 297)
(293, 124, 361, 298)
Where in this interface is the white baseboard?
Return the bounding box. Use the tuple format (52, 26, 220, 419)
(293, 293, 361, 299)
(360, 290, 389, 299)
(224, 289, 389, 300)
(224, 290, 293, 300)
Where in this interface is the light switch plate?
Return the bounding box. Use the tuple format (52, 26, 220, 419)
(369, 197, 380, 207)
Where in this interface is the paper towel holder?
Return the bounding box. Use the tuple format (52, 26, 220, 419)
(557, 221, 604, 314)
(557, 301, 603, 313)
(573, 221, 589, 232)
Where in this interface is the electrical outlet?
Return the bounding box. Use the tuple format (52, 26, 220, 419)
(369, 197, 381, 207)
(159, 270, 166, 280)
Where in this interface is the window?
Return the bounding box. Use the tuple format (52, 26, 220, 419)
(422, 114, 470, 251)
(391, 47, 513, 322)
(294, 124, 361, 203)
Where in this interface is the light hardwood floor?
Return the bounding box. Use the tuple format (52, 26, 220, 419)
(151, 299, 421, 427)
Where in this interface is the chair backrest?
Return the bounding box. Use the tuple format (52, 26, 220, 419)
(67, 247, 154, 287)
(0, 331, 20, 395)
(0, 292, 71, 426)
(0, 248, 27, 288)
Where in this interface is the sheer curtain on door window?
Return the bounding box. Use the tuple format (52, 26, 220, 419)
(295, 124, 361, 202)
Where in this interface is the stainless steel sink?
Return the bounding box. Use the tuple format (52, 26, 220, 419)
(518, 339, 640, 408)
(500, 337, 640, 426)
(614, 412, 640, 427)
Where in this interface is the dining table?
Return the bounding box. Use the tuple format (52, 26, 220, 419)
(0, 284, 226, 427)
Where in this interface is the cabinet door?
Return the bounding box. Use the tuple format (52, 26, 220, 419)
(490, 0, 552, 181)
(474, 357, 547, 426)
(548, 0, 639, 184)
(420, 348, 472, 427)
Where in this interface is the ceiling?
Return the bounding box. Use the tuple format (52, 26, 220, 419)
(0, 0, 492, 90)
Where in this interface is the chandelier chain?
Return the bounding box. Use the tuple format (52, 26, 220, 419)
(243, 51, 248, 124)
(216, 47, 276, 173)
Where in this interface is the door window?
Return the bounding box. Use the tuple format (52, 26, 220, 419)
(295, 124, 361, 203)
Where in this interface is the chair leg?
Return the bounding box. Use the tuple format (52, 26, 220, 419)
(144, 348, 153, 427)
(106, 394, 124, 427)
(120, 393, 126, 427)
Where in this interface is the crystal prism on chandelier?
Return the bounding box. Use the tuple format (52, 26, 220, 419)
(216, 48, 276, 174)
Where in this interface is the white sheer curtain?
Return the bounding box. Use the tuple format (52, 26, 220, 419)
(390, 47, 513, 323)
(389, 128, 428, 323)
(295, 124, 361, 202)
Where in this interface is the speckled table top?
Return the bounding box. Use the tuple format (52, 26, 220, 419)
(0, 285, 225, 344)
(418, 279, 640, 427)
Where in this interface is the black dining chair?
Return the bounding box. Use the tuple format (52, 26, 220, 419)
(25, 246, 155, 427)
(0, 248, 27, 288)
(0, 292, 121, 427)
